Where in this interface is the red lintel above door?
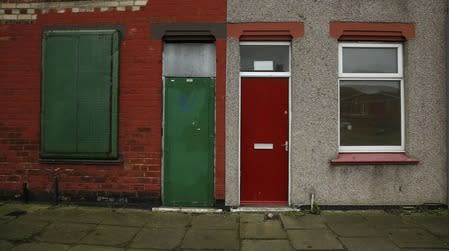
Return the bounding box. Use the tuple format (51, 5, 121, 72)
(228, 22, 304, 41)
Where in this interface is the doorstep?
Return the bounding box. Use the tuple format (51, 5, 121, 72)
(230, 206, 301, 212)
(152, 207, 223, 213)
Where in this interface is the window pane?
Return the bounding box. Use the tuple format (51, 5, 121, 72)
(164, 43, 216, 77)
(342, 47, 398, 73)
(340, 80, 401, 146)
(240, 45, 289, 72)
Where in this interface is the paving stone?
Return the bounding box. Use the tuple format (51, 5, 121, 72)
(50, 207, 109, 224)
(340, 237, 401, 251)
(101, 211, 149, 227)
(127, 249, 162, 251)
(0, 204, 49, 217)
(181, 229, 239, 250)
(402, 248, 449, 251)
(68, 245, 124, 251)
(130, 227, 185, 249)
(0, 240, 13, 251)
(242, 240, 293, 251)
(406, 216, 449, 236)
(36, 222, 95, 244)
(191, 214, 238, 229)
(322, 212, 366, 224)
(287, 229, 344, 250)
(387, 228, 449, 248)
(81, 225, 139, 247)
(0, 216, 15, 223)
(11, 243, 69, 251)
(280, 214, 326, 229)
(363, 214, 415, 229)
(327, 221, 384, 237)
(443, 236, 449, 244)
(145, 212, 191, 228)
(240, 213, 265, 223)
(401, 249, 449, 251)
(23, 207, 108, 224)
(241, 221, 287, 239)
(0, 220, 48, 241)
(422, 222, 449, 236)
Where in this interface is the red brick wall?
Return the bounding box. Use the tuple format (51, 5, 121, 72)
(0, 0, 226, 203)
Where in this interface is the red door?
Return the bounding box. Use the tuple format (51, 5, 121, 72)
(241, 77, 289, 205)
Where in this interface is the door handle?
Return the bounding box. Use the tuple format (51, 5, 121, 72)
(282, 141, 288, 152)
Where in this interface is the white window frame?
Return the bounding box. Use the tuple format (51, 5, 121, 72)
(338, 42, 404, 152)
(240, 41, 291, 78)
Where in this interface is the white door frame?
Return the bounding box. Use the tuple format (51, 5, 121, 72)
(238, 41, 292, 206)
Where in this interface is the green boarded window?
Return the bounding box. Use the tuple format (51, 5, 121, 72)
(41, 30, 119, 160)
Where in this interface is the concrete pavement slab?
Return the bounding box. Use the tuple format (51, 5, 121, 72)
(443, 236, 449, 244)
(387, 228, 449, 248)
(363, 214, 415, 229)
(10, 243, 69, 251)
(36, 222, 95, 244)
(280, 214, 326, 229)
(145, 212, 191, 228)
(322, 212, 366, 223)
(0, 240, 13, 251)
(287, 229, 344, 250)
(401, 249, 449, 251)
(240, 221, 287, 239)
(0, 203, 50, 216)
(22, 207, 109, 224)
(68, 245, 124, 251)
(405, 216, 449, 236)
(181, 229, 239, 250)
(0, 220, 49, 241)
(242, 240, 293, 251)
(340, 237, 401, 251)
(240, 213, 265, 223)
(101, 211, 150, 227)
(129, 227, 185, 249)
(80, 225, 139, 247)
(190, 214, 238, 229)
(327, 221, 384, 237)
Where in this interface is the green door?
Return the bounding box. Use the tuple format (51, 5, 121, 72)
(163, 77, 214, 207)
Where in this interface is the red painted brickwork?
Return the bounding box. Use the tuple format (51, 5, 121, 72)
(0, 0, 226, 203)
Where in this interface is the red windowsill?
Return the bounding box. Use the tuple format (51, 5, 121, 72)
(330, 152, 419, 165)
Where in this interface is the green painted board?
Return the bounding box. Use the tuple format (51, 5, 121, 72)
(41, 31, 119, 159)
(163, 77, 215, 207)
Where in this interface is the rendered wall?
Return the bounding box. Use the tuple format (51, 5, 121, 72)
(0, 0, 227, 204)
(226, 0, 448, 206)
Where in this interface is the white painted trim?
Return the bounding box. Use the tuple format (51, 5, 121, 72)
(288, 43, 292, 206)
(338, 42, 403, 78)
(161, 43, 218, 205)
(337, 77, 404, 152)
(240, 41, 291, 46)
(238, 41, 291, 206)
(230, 207, 300, 212)
(153, 207, 223, 213)
(338, 42, 404, 153)
(161, 44, 166, 202)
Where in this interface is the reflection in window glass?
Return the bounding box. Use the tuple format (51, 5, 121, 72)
(340, 80, 401, 146)
(240, 45, 289, 72)
(343, 47, 398, 73)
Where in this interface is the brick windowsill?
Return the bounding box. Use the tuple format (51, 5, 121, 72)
(330, 153, 419, 165)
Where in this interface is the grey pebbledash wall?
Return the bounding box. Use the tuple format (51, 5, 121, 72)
(225, 0, 448, 206)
